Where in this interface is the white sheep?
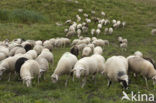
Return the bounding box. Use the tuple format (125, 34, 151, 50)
(103, 56, 129, 89)
(82, 46, 92, 57)
(93, 46, 103, 55)
(20, 60, 40, 87)
(76, 15, 81, 22)
(128, 56, 156, 88)
(120, 43, 127, 51)
(78, 9, 83, 13)
(51, 52, 77, 86)
(97, 24, 102, 29)
(96, 29, 101, 36)
(36, 56, 49, 80)
(0, 52, 7, 61)
(33, 44, 44, 55)
(26, 50, 37, 59)
(35, 40, 43, 45)
(101, 11, 105, 16)
(91, 29, 95, 36)
(73, 55, 100, 88)
(77, 29, 81, 37)
(134, 51, 143, 57)
(38, 49, 54, 64)
(151, 29, 156, 35)
(43, 40, 53, 51)
(108, 27, 113, 34)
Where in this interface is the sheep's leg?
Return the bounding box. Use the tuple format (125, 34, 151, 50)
(81, 77, 87, 88)
(65, 75, 70, 87)
(37, 75, 40, 84)
(143, 76, 149, 89)
(8, 73, 11, 82)
(107, 79, 112, 87)
(92, 74, 96, 84)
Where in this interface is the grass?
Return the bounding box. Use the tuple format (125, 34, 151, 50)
(0, 0, 156, 102)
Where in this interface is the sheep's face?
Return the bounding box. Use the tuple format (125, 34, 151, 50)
(25, 79, 31, 87)
(73, 67, 86, 79)
(51, 74, 58, 83)
(118, 75, 129, 89)
(0, 66, 6, 79)
(152, 76, 156, 85)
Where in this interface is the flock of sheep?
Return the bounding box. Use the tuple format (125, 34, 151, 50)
(0, 36, 156, 89)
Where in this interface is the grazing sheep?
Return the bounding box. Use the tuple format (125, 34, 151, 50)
(24, 44, 33, 52)
(77, 29, 81, 37)
(101, 11, 105, 16)
(26, 50, 37, 59)
(43, 40, 53, 51)
(103, 56, 129, 89)
(9, 46, 26, 56)
(76, 15, 81, 22)
(122, 21, 126, 28)
(72, 56, 97, 88)
(20, 60, 40, 87)
(91, 29, 95, 36)
(97, 24, 102, 29)
(82, 46, 92, 57)
(78, 9, 83, 13)
(96, 29, 101, 36)
(104, 28, 109, 34)
(35, 40, 43, 45)
(51, 52, 77, 86)
(36, 57, 49, 80)
(134, 51, 143, 57)
(0, 52, 7, 61)
(38, 49, 54, 64)
(128, 56, 156, 88)
(0, 46, 9, 57)
(87, 43, 94, 50)
(108, 28, 113, 34)
(93, 46, 103, 55)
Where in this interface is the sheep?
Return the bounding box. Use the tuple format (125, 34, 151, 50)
(87, 43, 94, 50)
(65, 19, 72, 24)
(92, 39, 105, 47)
(70, 45, 79, 57)
(43, 40, 53, 51)
(96, 29, 101, 36)
(35, 40, 42, 45)
(77, 43, 87, 51)
(128, 56, 156, 88)
(92, 37, 97, 41)
(120, 43, 127, 51)
(82, 46, 92, 57)
(26, 50, 37, 59)
(33, 44, 44, 55)
(93, 46, 103, 55)
(97, 24, 102, 29)
(103, 56, 129, 89)
(91, 29, 95, 36)
(83, 13, 88, 18)
(51, 52, 77, 86)
(78, 9, 83, 13)
(64, 28, 68, 33)
(9, 46, 26, 56)
(104, 28, 109, 34)
(108, 27, 113, 34)
(118, 36, 123, 43)
(82, 26, 88, 33)
(122, 21, 126, 28)
(72, 56, 98, 88)
(91, 11, 96, 14)
(101, 11, 105, 16)
(77, 29, 81, 37)
(24, 44, 33, 52)
(76, 15, 81, 22)
(38, 49, 54, 64)
(0, 55, 22, 81)
(112, 19, 116, 24)
(151, 29, 156, 35)
(0, 46, 9, 57)
(20, 60, 40, 87)
(77, 24, 82, 29)
(36, 57, 49, 80)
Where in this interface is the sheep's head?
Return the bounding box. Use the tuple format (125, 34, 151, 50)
(51, 74, 58, 83)
(23, 76, 32, 87)
(152, 75, 156, 85)
(72, 67, 86, 79)
(0, 66, 6, 80)
(118, 75, 129, 89)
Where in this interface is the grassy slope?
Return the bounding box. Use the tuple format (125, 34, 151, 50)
(0, 0, 156, 103)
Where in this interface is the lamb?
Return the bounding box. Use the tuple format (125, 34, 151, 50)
(128, 56, 156, 88)
(103, 56, 129, 89)
(20, 60, 40, 87)
(51, 52, 77, 86)
(93, 46, 103, 55)
(36, 56, 49, 80)
(72, 56, 98, 88)
(82, 46, 92, 57)
(38, 49, 54, 64)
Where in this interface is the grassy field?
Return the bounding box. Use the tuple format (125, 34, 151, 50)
(0, 0, 156, 103)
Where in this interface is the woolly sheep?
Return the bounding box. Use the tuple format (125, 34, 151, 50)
(151, 29, 156, 35)
(38, 49, 54, 64)
(70, 45, 79, 57)
(35, 40, 42, 45)
(103, 56, 129, 89)
(43, 40, 53, 51)
(36, 56, 49, 79)
(82, 46, 92, 57)
(120, 43, 127, 51)
(0, 46, 9, 57)
(91, 29, 95, 36)
(33, 44, 44, 55)
(93, 46, 103, 55)
(134, 51, 143, 57)
(72, 56, 98, 88)
(128, 56, 156, 88)
(96, 29, 101, 36)
(26, 50, 37, 59)
(101, 11, 105, 16)
(51, 52, 77, 86)
(108, 28, 113, 34)
(20, 60, 40, 87)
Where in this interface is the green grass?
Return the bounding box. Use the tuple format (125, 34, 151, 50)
(0, 0, 156, 103)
